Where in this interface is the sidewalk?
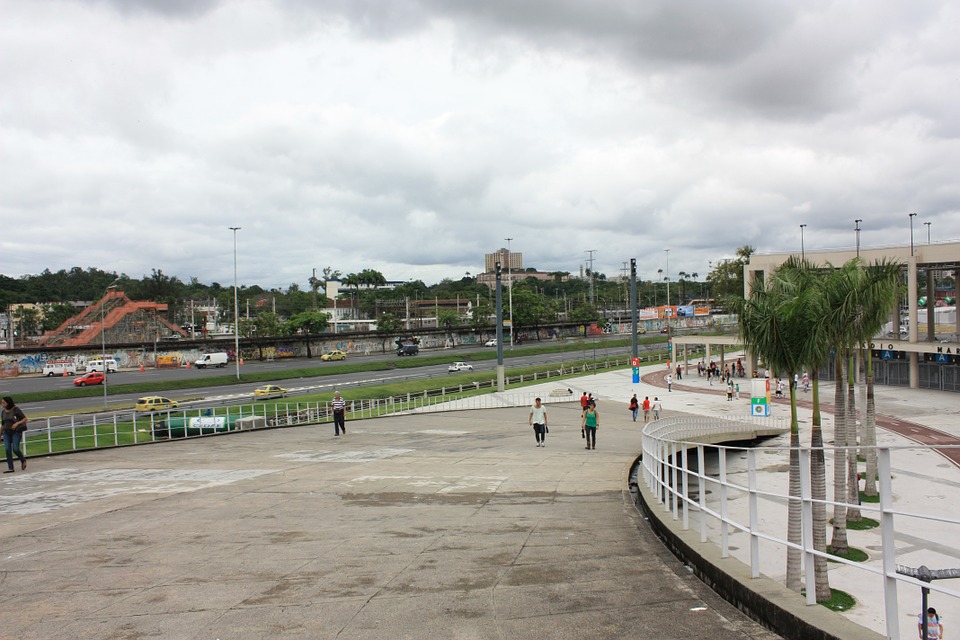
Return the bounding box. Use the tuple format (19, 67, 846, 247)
(516, 358, 960, 640)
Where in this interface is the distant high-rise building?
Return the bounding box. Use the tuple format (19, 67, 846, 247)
(485, 248, 522, 273)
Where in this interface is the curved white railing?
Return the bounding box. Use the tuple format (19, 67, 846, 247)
(640, 416, 960, 640)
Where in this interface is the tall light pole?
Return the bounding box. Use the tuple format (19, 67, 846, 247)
(229, 226, 241, 381)
(925, 221, 931, 244)
(909, 213, 917, 256)
(800, 224, 806, 260)
(855, 219, 862, 257)
(101, 276, 120, 409)
(664, 249, 670, 307)
(505, 238, 513, 348)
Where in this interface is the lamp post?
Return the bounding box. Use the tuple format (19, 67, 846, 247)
(799, 224, 806, 260)
(909, 213, 917, 256)
(229, 226, 241, 381)
(855, 219, 862, 257)
(505, 238, 513, 348)
(664, 249, 670, 307)
(101, 277, 120, 409)
(925, 221, 931, 244)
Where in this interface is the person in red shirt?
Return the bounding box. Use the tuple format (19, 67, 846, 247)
(642, 396, 651, 423)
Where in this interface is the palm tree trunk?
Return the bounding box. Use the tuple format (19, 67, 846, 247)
(830, 353, 849, 555)
(809, 369, 831, 600)
(846, 353, 862, 522)
(864, 349, 879, 497)
(786, 418, 803, 592)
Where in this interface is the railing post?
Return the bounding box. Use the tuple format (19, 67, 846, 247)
(681, 446, 690, 530)
(879, 447, 900, 640)
(719, 448, 730, 557)
(93, 413, 98, 449)
(113, 413, 119, 446)
(698, 444, 707, 543)
(748, 449, 760, 578)
(671, 441, 679, 520)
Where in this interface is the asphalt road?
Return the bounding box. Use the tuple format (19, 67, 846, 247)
(18, 338, 664, 416)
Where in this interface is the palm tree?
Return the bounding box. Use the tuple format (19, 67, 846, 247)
(847, 260, 903, 498)
(773, 257, 833, 601)
(733, 257, 821, 592)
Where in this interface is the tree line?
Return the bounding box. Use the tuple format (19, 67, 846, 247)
(1, 247, 757, 339)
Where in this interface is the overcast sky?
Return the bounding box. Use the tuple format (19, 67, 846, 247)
(2, 0, 958, 290)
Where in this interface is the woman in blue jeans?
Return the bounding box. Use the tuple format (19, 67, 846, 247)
(581, 402, 599, 450)
(2, 396, 28, 473)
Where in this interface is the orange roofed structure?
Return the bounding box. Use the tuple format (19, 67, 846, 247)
(39, 290, 187, 347)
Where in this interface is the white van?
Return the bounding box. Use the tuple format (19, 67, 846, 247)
(42, 361, 78, 377)
(86, 359, 118, 373)
(194, 352, 229, 369)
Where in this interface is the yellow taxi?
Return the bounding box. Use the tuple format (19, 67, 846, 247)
(320, 350, 347, 361)
(253, 385, 288, 399)
(135, 396, 179, 412)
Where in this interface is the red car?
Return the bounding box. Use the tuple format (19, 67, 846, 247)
(74, 371, 106, 387)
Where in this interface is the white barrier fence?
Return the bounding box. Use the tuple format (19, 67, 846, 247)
(640, 416, 960, 640)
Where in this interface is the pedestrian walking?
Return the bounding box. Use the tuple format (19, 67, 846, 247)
(918, 607, 943, 639)
(529, 397, 548, 447)
(581, 401, 599, 450)
(1, 396, 28, 473)
(332, 391, 346, 436)
(726, 381, 734, 401)
(666, 373, 673, 392)
(628, 394, 639, 422)
(801, 371, 810, 393)
(642, 396, 651, 423)
(676, 364, 682, 381)
(652, 397, 662, 420)
(580, 392, 589, 412)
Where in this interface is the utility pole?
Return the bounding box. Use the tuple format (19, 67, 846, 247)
(586, 250, 597, 305)
(505, 238, 514, 348)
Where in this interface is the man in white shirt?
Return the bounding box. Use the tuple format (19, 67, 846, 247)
(529, 398, 548, 447)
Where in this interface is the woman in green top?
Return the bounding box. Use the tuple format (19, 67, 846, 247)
(581, 402, 599, 450)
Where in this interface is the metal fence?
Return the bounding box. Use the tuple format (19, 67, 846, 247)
(23, 350, 707, 456)
(640, 416, 960, 640)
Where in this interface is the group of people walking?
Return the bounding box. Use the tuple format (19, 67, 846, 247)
(628, 394, 661, 423)
(527, 392, 602, 450)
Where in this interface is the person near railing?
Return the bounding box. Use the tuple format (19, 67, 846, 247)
(629, 394, 639, 422)
(2, 396, 28, 473)
(919, 607, 943, 639)
(332, 392, 346, 436)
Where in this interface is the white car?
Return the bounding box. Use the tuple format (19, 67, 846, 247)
(484, 338, 497, 347)
(448, 362, 473, 372)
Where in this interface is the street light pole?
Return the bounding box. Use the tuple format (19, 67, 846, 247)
(229, 226, 241, 381)
(855, 219, 862, 257)
(800, 224, 806, 260)
(909, 213, 917, 256)
(505, 238, 513, 348)
(925, 221, 931, 244)
(664, 248, 670, 307)
(101, 277, 120, 409)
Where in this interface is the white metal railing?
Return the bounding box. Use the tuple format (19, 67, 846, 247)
(640, 417, 960, 640)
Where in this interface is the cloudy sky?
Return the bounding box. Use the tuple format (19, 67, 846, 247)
(2, 0, 958, 290)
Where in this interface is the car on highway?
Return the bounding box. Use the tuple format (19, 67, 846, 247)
(135, 396, 179, 412)
(73, 371, 106, 387)
(397, 344, 419, 356)
(484, 338, 497, 347)
(254, 384, 288, 399)
(448, 362, 473, 372)
(320, 350, 347, 361)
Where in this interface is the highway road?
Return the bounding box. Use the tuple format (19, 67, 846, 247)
(16, 337, 663, 418)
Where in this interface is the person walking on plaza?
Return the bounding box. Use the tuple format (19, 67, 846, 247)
(675, 364, 682, 381)
(332, 391, 346, 436)
(2, 396, 28, 473)
(642, 396, 651, 423)
(801, 371, 811, 393)
(529, 397, 548, 447)
(726, 380, 734, 401)
(918, 607, 943, 639)
(628, 394, 639, 422)
(580, 392, 589, 412)
(666, 372, 673, 392)
(581, 401, 599, 450)
(652, 397, 662, 420)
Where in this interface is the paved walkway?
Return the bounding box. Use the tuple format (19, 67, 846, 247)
(0, 390, 781, 639)
(2, 358, 957, 639)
